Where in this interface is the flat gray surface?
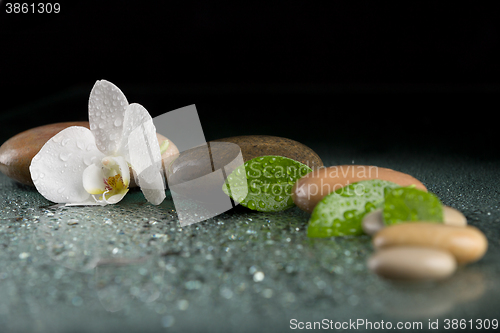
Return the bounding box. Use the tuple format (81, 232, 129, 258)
(0, 142, 499, 333)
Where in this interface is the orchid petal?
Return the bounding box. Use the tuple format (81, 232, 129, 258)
(29, 126, 105, 204)
(88, 80, 129, 155)
(125, 103, 166, 205)
(82, 163, 107, 195)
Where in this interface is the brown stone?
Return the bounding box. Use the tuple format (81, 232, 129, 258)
(211, 135, 323, 170)
(0, 122, 90, 186)
(0, 122, 178, 187)
(165, 135, 323, 196)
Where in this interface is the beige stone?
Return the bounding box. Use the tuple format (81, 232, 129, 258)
(368, 246, 457, 280)
(373, 223, 487, 264)
(362, 209, 384, 236)
(443, 206, 467, 227)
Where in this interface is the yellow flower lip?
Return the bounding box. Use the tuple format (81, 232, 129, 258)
(82, 155, 131, 204)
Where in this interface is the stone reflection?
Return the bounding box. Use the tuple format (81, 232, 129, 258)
(381, 268, 487, 319)
(91, 257, 165, 312)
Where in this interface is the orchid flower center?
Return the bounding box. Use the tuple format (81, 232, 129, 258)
(82, 156, 130, 205)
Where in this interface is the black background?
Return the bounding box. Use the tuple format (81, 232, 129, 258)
(1, 1, 499, 159)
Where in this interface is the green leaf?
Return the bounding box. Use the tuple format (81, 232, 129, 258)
(383, 187, 443, 225)
(222, 155, 312, 212)
(307, 179, 400, 237)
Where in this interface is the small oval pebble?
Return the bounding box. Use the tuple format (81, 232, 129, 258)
(292, 165, 427, 213)
(443, 206, 467, 227)
(368, 246, 457, 280)
(0, 122, 178, 187)
(373, 223, 487, 264)
(362, 209, 384, 236)
(362, 206, 467, 236)
(211, 135, 323, 170)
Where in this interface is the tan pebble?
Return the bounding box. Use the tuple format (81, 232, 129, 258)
(368, 246, 457, 280)
(443, 206, 467, 227)
(373, 223, 487, 264)
(292, 165, 427, 213)
(362, 209, 384, 236)
(362, 205, 466, 236)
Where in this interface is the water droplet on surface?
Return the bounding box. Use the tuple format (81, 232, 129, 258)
(258, 201, 265, 208)
(90, 123, 97, 130)
(98, 123, 105, 129)
(57, 187, 65, 194)
(247, 200, 256, 209)
(253, 271, 264, 282)
(114, 118, 122, 127)
(76, 140, 85, 150)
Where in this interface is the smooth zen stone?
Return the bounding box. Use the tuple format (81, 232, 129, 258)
(362, 209, 384, 236)
(362, 206, 467, 236)
(368, 246, 457, 280)
(0, 122, 90, 186)
(292, 165, 426, 213)
(373, 223, 488, 264)
(443, 206, 467, 227)
(165, 141, 243, 197)
(211, 135, 323, 170)
(0, 122, 178, 187)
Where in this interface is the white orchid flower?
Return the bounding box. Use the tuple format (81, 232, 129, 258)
(29, 80, 166, 206)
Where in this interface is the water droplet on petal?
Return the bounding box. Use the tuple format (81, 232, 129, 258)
(57, 187, 65, 194)
(39, 173, 45, 179)
(98, 123, 105, 129)
(90, 123, 97, 130)
(59, 152, 71, 161)
(114, 118, 122, 127)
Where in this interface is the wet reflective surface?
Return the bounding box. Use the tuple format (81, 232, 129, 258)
(0, 144, 499, 332)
